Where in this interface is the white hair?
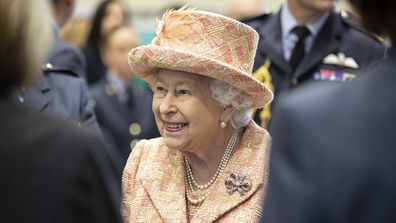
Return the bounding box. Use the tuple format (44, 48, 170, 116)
(209, 79, 254, 130)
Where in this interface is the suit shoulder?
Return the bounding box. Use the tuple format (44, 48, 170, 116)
(338, 11, 384, 43)
(42, 63, 79, 78)
(242, 13, 272, 29)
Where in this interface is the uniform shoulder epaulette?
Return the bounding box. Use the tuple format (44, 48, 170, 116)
(41, 63, 79, 77)
(339, 10, 384, 42)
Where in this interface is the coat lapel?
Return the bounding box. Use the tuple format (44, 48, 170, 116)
(23, 76, 51, 111)
(192, 122, 270, 222)
(140, 146, 188, 222)
(294, 12, 342, 79)
(257, 12, 292, 74)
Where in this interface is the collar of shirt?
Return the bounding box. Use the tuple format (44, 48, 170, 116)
(106, 72, 130, 103)
(281, 3, 330, 61)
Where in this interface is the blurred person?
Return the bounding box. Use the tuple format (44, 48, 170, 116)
(226, 0, 265, 20)
(83, 0, 128, 85)
(22, 0, 101, 134)
(48, 0, 86, 78)
(90, 25, 159, 172)
(244, 0, 386, 128)
(122, 8, 273, 222)
(0, 0, 121, 222)
(260, 0, 396, 222)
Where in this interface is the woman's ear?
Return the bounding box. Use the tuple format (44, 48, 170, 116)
(220, 106, 234, 124)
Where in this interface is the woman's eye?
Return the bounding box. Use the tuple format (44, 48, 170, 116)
(154, 86, 167, 96)
(177, 89, 191, 96)
(156, 86, 166, 92)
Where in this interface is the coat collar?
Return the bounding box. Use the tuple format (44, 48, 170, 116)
(140, 147, 188, 222)
(140, 121, 270, 222)
(294, 11, 343, 78)
(257, 12, 292, 75)
(257, 11, 343, 79)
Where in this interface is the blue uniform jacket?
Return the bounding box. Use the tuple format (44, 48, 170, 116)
(23, 71, 101, 135)
(244, 11, 386, 127)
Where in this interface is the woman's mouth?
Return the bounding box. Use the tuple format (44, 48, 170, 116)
(164, 122, 189, 133)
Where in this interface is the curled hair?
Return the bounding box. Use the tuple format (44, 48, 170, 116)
(210, 79, 254, 130)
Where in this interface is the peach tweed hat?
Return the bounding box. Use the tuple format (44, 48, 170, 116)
(128, 8, 273, 108)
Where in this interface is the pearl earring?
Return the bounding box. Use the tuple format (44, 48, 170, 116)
(220, 121, 227, 128)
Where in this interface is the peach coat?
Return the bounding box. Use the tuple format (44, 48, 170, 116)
(122, 121, 271, 223)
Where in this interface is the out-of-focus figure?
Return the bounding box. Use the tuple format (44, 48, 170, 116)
(83, 0, 129, 85)
(0, 0, 121, 222)
(47, 0, 87, 78)
(226, 0, 265, 20)
(244, 0, 386, 128)
(21, 0, 101, 135)
(260, 0, 396, 222)
(90, 25, 159, 172)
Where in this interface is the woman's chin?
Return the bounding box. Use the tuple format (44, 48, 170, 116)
(163, 140, 184, 151)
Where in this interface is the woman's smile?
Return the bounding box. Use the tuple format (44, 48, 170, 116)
(163, 122, 189, 133)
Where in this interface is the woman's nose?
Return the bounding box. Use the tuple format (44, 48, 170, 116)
(159, 93, 177, 114)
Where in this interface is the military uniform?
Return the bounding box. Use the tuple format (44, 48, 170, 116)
(22, 64, 101, 135)
(90, 76, 159, 166)
(48, 21, 87, 79)
(244, 10, 386, 127)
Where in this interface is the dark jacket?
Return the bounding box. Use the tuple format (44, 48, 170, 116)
(23, 70, 101, 135)
(47, 23, 87, 79)
(261, 47, 396, 223)
(82, 44, 107, 85)
(90, 77, 159, 166)
(0, 98, 121, 223)
(244, 10, 386, 126)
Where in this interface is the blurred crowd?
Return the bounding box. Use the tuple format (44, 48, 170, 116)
(1, 0, 395, 222)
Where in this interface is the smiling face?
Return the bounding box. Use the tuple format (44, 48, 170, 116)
(151, 69, 228, 153)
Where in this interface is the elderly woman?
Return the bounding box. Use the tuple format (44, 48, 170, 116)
(122, 8, 273, 223)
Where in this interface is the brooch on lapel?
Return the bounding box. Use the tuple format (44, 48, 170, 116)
(225, 173, 252, 196)
(323, 52, 359, 69)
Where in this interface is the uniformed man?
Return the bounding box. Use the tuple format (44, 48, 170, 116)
(22, 65, 101, 134)
(90, 25, 159, 168)
(244, 0, 386, 128)
(21, 0, 101, 135)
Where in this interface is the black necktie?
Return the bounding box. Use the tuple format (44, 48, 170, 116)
(125, 86, 134, 109)
(289, 26, 310, 71)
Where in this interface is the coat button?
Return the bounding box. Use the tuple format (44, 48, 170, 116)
(105, 84, 116, 96)
(130, 139, 140, 149)
(129, 122, 141, 136)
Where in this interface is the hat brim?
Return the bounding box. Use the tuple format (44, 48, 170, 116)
(128, 45, 273, 108)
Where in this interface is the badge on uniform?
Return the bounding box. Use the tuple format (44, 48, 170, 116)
(323, 52, 359, 69)
(314, 52, 358, 81)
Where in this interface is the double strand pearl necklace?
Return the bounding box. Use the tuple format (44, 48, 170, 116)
(185, 131, 238, 205)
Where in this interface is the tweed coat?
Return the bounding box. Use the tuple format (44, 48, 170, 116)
(122, 121, 271, 223)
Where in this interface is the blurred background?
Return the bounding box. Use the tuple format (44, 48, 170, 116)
(62, 0, 351, 47)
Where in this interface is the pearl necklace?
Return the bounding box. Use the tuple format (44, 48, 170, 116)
(185, 131, 238, 205)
